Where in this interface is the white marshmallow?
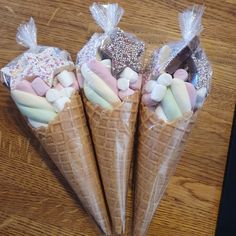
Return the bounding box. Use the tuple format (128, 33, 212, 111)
(151, 84, 167, 102)
(28, 118, 48, 128)
(195, 87, 207, 108)
(119, 67, 138, 83)
(155, 105, 167, 122)
(64, 87, 75, 98)
(117, 77, 130, 91)
(53, 97, 71, 112)
(144, 80, 157, 93)
(158, 45, 171, 66)
(101, 59, 111, 70)
(46, 89, 60, 103)
(157, 73, 173, 86)
(57, 70, 75, 87)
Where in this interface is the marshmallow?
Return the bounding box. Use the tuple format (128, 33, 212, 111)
(46, 89, 60, 102)
(119, 67, 139, 83)
(64, 87, 75, 98)
(31, 77, 50, 96)
(76, 72, 84, 88)
(53, 97, 71, 112)
(28, 118, 48, 128)
(161, 88, 182, 122)
(158, 45, 171, 66)
(174, 69, 188, 81)
(118, 88, 135, 100)
(101, 59, 111, 70)
(143, 80, 157, 93)
(171, 79, 192, 114)
(55, 83, 64, 91)
(88, 59, 118, 94)
(118, 78, 130, 91)
(15, 80, 36, 95)
(130, 76, 142, 90)
(142, 93, 158, 107)
(150, 84, 167, 102)
(155, 105, 168, 122)
(195, 87, 207, 108)
(157, 73, 173, 86)
(57, 70, 74, 87)
(185, 82, 197, 109)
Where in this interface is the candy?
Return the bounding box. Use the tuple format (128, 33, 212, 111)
(185, 82, 197, 109)
(57, 70, 74, 87)
(64, 87, 75, 98)
(76, 72, 84, 88)
(31, 77, 50, 96)
(158, 45, 171, 66)
(28, 118, 48, 128)
(119, 67, 139, 83)
(117, 78, 130, 91)
(118, 88, 135, 100)
(171, 79, 191, 114)
(11, 90, 54, 111)
(142, 93, 158, 107)
(130, 76, 142, 90)
(161, 88, 182, 121)
(174, 69, 188, 81)
(46, 89, 60, 103)
(150, 84, 167, 102)
(101, 59, 112, 70)
(143, 80, 157, 93)
(84, 82, 113, 110)
(53, 97, 71, 112)
(155, 105, 167, 122)
(101, 28, 145, 76)
(88, 59, 118, 94)
(15, 80, 36, 95)
(195, 87, 207, 108)
(55, 83, 64, 91)
(157, 73, 173, 86)
(81, 63, 121, 105)
(16, 104, 57, 123)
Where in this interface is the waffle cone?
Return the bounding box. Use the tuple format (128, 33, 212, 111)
(83, 92, 140, 235)
(31, 93, 111, 236)
(133, 104, 197, 236)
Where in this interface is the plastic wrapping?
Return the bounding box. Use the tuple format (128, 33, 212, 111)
(133, 5, 212, 236)
(0, 18, 111, 236)
(76, 3, 145, 234)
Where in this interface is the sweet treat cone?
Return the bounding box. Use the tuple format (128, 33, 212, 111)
(83, 91, 140, 234)
(133, 104, 197, 236)
(32, 93, 111, 235)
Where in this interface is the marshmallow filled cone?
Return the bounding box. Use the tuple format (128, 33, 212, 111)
(133, 104, 197, 236)
(31, 93, 111, 236)
(82, 91, 140, 235)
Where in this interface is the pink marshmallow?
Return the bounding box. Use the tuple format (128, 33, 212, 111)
(130, 75, 142, 90)
(55, 83, 64, 91)
(185, 82, 197, 109)
(118, 88, 134, 100)
(77, 72, 84, 88)
(72, 76, 79, 90)
(31, 77, 50, 96)
(15, 80, 36, 95)
(174, 69, 188, 81)
(142, 93, 158, 107)
(88, 59, 118, 95)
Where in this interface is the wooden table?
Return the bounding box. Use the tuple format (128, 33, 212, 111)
(0, 0, 235, 235)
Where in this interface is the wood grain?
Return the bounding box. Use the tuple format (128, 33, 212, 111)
(0, 0, 235, 235)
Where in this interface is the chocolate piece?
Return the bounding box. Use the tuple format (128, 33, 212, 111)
(165, 36, 200, 74)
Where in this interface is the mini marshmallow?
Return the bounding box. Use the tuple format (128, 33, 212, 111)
(64, 87, 75, 98)
(15, 80, 36, 95)
(117, 77, 130, 91)
(195, 87, 207, 108)
(101, 59, 111, 70)
(76, 72, 84, 88)
(28, 118, 48, 128)
(31, 77, 50, 96)
(46, 89, 60, 102)
(157, 73, 173, 86)
(118, 88, 135, 100)
(174, 69, 188, 81)
(142, 93, 158, 107)
(55, 83, 64, 91)
(185, 82, 197, 109)
(130, 76, 142, 90)
(119, 67, 139, 83)
(53, 97, 71, 112)
(150, 84, 167, 102)
(143, 80, 157, 93)
(158, 45, 171, 66)
(57, 70, 74, 87)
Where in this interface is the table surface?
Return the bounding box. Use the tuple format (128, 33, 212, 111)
(0, 0, 235, 235)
